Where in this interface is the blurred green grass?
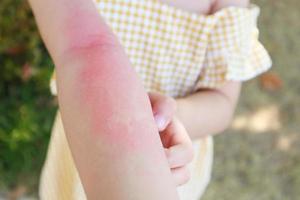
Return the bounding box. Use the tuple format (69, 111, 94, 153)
(0, 0, 56, 194)
(0, 0, 299, 199)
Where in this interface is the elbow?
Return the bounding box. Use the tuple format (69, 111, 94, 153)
(56, 10, 120, 67)
(64, 32, 118, 55)
(218, 108, 235, 133)
(216, 92, 239, 134)
(214, 83, 241, 134)
(57, 33, 120, 68)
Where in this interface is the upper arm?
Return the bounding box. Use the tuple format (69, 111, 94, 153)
(28, 0, 118, 65)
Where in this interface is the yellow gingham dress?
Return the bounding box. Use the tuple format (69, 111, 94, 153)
(40, 0, 272, 199)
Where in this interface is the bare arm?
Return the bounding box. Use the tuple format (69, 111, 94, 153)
(28, 0, 178, 199)
(176, 82, 241, 140)
(176, 0, 249, 140)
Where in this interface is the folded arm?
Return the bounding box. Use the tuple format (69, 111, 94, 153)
(176, 81, 241, 140)
(28, 0, 178, 199)
(176, 0, 249, 140)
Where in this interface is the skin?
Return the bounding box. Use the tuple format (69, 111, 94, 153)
(149, 0, 249, 183)
(173, 0, 249, 140)
(160, 0, 214, 14)
(150, 92, 194, 185)
(28, 0, 179, 199)
(28, 0, 250, 197)
(176, 81, 242, 140)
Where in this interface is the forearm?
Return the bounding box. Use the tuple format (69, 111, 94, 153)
(176, 82, 241, 140)
(29, 0, 178, 199)
(57, 46, 178, 200)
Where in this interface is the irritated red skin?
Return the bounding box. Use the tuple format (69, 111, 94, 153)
(31, 1, 179, 198)
(61, 8, 115, 55)
(78, 52, 158, 152)
(61, 12, 158, 151)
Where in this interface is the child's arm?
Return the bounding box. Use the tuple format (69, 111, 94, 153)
(176, 0, 249, 140)
(28, 0, 178, 199)
(176, 81, 241, 139)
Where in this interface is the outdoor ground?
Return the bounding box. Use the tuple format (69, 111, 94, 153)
(202, 0, 300, 199)
(0, 0, 299, 199)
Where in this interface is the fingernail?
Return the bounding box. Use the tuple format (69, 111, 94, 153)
(154, 114, 166, 131)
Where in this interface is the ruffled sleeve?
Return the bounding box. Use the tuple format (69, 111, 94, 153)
(195, 5, 272, 89)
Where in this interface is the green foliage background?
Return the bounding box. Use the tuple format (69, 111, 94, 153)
(0, 0, 56, 192)
(0, 0, 299, 199)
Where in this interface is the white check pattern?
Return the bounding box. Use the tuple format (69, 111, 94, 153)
(93, 0, 271, 96)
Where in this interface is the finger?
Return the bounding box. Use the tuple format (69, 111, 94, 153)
(162, 118, 194, 167)
(162, 117, 192, 147)
(149, 92, 177, 131)
(171, 166, 191, 186)
(167, 144, 194, 169)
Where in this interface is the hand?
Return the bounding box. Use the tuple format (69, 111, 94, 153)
(149, 92, 194, 186)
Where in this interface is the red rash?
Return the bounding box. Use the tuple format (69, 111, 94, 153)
(73, 46, 157, 151)
(61, 8, 116, 55)
(60, 8, 159, 152)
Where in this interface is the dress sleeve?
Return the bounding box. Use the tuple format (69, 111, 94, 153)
(195, 5, 272, 89)
(50, 72, 57, 95)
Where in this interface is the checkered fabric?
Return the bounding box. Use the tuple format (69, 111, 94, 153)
(50, 1, 271, 97)
(44, 1, 271, 200)
(95, 0, 271, 95)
